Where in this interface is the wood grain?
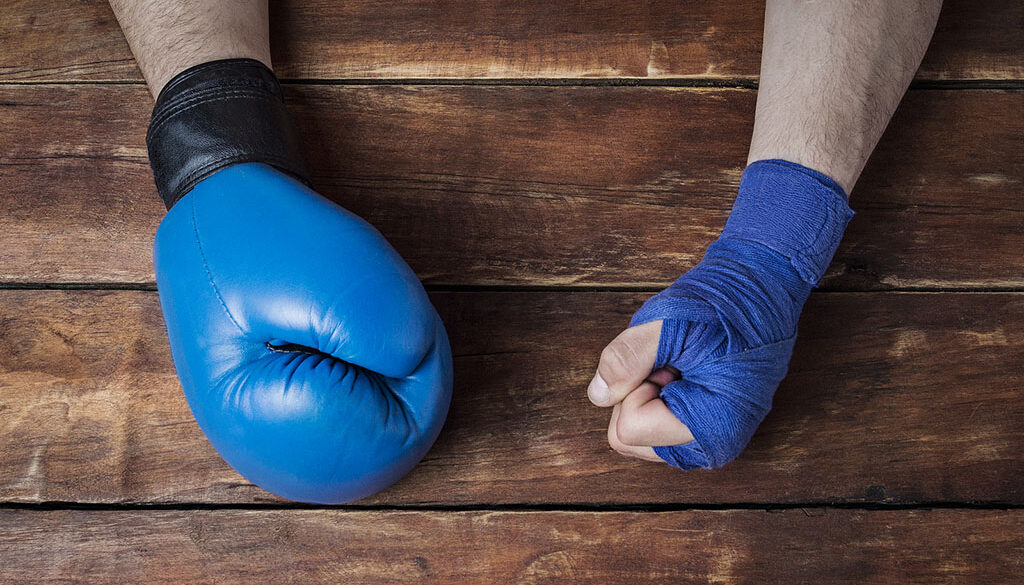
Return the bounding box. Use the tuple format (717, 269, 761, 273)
(1, 85, 1021, 288)
(0, 508, 1020, 584)
(1, 1, 1018, 577)
(1, 290, 1020, 505)
(1, 0, 1021, 81)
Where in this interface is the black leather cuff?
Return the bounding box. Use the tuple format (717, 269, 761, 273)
(146, 58, 311, 209)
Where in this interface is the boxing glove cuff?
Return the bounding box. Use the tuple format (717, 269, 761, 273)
(146, 58, 311, 209)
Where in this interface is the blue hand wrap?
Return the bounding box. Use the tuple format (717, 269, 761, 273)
(629, 159, 854, 469)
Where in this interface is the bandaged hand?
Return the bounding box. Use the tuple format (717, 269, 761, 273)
(588, 160, 854, 469)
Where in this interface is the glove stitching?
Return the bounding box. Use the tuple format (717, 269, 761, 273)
(173, 154, 306, 205)
(149, 88, 277, 134)
(150, 88, 270, 128)
(150, 90, 273, 131)
(159, 60, 274, 97)
(189, 193, 246, 337)
(151, 88, 265, 126)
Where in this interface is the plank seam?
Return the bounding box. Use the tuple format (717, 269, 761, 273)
(0, 79, 1021, 89)
(0, 502, 1020, 512)
(1, 283, 1023, 294)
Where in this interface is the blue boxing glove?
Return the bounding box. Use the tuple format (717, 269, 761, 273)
(628, 160, 853, 469)
(146, 59, 452, 503)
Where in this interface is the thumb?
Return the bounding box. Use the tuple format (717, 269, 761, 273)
(588, 320, 661, 407)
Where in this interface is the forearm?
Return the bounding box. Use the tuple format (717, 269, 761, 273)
(747, 0, 942, 194)
(108, 0, 271, 97)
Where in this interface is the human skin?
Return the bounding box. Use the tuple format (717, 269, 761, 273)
(588, 0, 944, 463)
(107, 0, 945, 466)
(108, 0, 271, 97)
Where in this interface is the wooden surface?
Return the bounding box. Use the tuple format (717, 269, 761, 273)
(1, 1, 1021, 583)
(1, 290, 1021, 505)
(1, 0, 1021, 81)
(2, 86, 1021, 288)
(1, 509, 1020, 584)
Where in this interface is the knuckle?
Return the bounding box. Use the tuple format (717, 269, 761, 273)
(600, 336, 643, 381)
(607, 421, 632, 456)
(615, 409, 645, 446)
(607, 432, 633, 457)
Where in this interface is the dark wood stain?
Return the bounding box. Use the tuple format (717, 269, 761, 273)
(0, 87, 1020, 288)
(0, 0, 1021, 582)
(0, 0, 1020, 81)
(0, 509, 1020, 584)
(0, 290, 1020, 505)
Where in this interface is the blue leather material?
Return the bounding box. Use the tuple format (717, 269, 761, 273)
(154, 162, 452, 503)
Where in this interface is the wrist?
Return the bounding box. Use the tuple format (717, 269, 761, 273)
(720, 159, 854, 286)
(145, 58, 310, 209)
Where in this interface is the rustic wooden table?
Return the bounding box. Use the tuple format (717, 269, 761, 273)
(1, 1, 1021, 583)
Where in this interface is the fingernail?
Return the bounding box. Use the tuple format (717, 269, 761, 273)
(588, 371, 610, 405)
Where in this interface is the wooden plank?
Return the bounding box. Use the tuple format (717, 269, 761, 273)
(1, 85, 1021, 288)
(1, 290, 1020, 505)
(1, 1, 1021, 82)
(0, 509, 1019, 584)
